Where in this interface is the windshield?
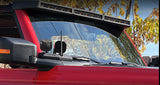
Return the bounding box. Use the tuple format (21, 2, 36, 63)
(28, 12, 145, 66)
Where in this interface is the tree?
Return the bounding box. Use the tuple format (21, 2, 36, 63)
(125, 1, 159, 53)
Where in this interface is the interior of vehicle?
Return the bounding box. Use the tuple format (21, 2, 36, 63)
(0, 13, 21, 38)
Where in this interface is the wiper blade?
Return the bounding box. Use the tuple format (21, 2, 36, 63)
(38, 53, 101, 64)
(72, 56, 102, 64)
(107, 61, 140, 67)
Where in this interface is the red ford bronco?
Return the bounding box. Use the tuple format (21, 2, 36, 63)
(0, 0, 159, 85)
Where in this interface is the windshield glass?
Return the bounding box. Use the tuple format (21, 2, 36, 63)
(28, 12, 145, 66)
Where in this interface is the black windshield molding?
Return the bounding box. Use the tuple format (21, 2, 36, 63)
(12, 0, 130, 37)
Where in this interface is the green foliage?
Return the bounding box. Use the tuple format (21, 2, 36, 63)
(119, 7, 125, 16)
(125, 9, 159, 53)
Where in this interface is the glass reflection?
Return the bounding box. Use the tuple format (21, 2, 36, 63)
(32, 21, 145, 66)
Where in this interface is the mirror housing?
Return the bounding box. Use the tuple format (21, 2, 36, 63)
(0, 37, 37, 64)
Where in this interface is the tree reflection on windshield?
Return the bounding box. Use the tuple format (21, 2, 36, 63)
(32, 21, 145, 66)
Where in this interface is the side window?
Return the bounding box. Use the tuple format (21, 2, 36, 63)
(0, 13, 21, 38)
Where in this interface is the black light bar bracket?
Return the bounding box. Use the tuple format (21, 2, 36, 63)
(11, 0, 130, 37)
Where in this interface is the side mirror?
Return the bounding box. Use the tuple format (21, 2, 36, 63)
(0, 37, 37, 64)
(40, 39, 52, 53)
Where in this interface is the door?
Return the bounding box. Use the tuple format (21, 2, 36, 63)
(0, 69, 37, 85)
(35, 66, 159, 85)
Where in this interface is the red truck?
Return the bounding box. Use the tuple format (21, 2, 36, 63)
(0, 0, 159, 85)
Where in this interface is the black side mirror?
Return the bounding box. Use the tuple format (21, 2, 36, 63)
(40, 39, 52, 53)
(0, 37, 37, 64)
(53, 41, 66, 56)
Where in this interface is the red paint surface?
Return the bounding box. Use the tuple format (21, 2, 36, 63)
(36, 66, 159, 85)
(123, 30, 147, 66)
(0, 69, 37, 85)
(15, 10, 42, 54)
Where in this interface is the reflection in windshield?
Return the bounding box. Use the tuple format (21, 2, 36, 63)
(32, 21, 145, 66)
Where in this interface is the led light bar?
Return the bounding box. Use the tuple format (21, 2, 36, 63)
(39, 1, 130, 26)
(74, 9, 103, 20)
(12, 0, 130, 27)
(40, 2, 72, 13)
(104, 16, 130, 26)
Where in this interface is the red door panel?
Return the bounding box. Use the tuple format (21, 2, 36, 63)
(0, 69, 37, 85)
(36, 66, 159, 85)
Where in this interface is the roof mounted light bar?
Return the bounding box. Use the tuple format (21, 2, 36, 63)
(12, 0, 130, 27)
(40, 2, 72, 13)
(39, 1, 130, 26)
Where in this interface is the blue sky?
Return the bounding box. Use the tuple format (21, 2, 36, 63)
(142, 42, 159, 56)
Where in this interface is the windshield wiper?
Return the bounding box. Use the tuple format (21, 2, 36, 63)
(39, 53, 102, 64)
(106, 61, 141, 67)
(72, 56, 102, 64)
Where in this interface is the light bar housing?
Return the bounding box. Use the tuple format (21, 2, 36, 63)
(12, 0, 130, 37)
